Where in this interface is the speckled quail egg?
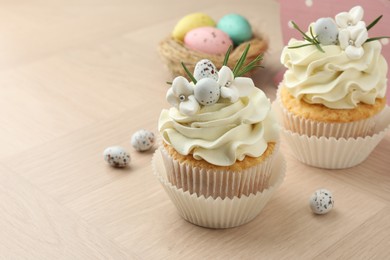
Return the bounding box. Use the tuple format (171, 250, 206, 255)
(309, 189, 334, 214)
(194, 78, 220, 106)
(313, 18, 339, 45)
(193, 59, 219, 81)
(103, 146, 130, 167)
(131, 129, 155, 152)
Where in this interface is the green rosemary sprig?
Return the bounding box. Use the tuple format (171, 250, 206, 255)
(366, 15, 382, 31)
(288, 21, 324, 52)
(235, 54, 264, 77)
(288, 43, 316, 49)
(229, 44, 264, 77)
(166, 81, 172, 85)
(232, 44, 250, 76)
(365, 14, 389, 43)
(223, 45, 233, 66)
(291, 21, 311, 40)
(181, 62, 197, 84)
(366, 36, 390, 43)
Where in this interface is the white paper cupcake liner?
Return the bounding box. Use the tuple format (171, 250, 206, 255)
(275, 87, 378, 138)
(152, 149, 286, 229)
(160, 143, 279, 200)
(273, 101, 390, 169)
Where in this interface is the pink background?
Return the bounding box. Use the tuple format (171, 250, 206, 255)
(278, 0, 390, 104)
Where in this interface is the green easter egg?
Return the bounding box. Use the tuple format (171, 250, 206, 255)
(217, 14, 252, 45)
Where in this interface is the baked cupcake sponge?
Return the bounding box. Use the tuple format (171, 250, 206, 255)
(162, 142, 277, 199)
(280, 86, 386, 123)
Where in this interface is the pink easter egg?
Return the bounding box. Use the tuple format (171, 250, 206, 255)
(184, 27, 233, 55)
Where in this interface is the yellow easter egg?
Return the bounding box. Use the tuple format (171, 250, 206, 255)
(172, 13, 216, 41)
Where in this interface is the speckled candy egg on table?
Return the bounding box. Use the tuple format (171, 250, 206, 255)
(309, 189, 334, 214)
(172, 13, 216, 41)
(184, 27, 232, 55)
(217, 14, 253, 46)
(131, 129, 155, 152)
(103, 146, 131, 168)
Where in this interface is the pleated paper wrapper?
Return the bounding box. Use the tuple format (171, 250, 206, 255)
(152, 149, 286, 229)
(159, 143, 279, 200)
(273, 100, 390, 169)
(276, 87, 379, 139)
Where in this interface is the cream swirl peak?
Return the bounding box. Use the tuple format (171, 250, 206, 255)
(281, 40, 387, 109)
(159, 54, 278, 166)
(159, 87, 279, 166)
(282, 6, 388, 109)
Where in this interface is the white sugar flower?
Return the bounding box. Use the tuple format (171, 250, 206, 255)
(338, 23, 368, 60)
(335, 6, 365, 29)
(217, 66, 253, 103)
(166, 76, 199, 115)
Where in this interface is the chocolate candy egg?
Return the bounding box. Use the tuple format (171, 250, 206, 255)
(184, 27, 232, 55)
(103, 146, 130, 168)
(217, 14, 252, 45)
(194, 59, 218, 81)
(314, 18, 339, 45)
(172, 13, 216, 41)
(131, 129, 155, 152)
(309, 189, 334, 214)
(194, 78, 220, 106)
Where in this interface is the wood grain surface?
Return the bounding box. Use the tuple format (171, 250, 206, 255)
(0, 1, 389, 259)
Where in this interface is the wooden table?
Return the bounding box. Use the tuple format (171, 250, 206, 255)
(1, 1, 389, 259)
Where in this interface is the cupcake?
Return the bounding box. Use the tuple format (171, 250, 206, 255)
(158, 13, 268, 78)
(153, 46, 285, 228)
(276, 6, 390, 168)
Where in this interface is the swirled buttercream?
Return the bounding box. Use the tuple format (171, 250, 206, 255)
(281, 39, 387, 109)
(158, 88, 279, 166)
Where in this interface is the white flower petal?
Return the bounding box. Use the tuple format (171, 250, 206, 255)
(233, 77, 255, 97)
(345, 45, 364, 60)
(349, 25, 362, 39)
(335, 12, 350, 28)
(217, 66, 254, 103)
(179, 95, 200, 115)
(355, 21, 366, 29)
(355, 28, 368, 47)
(166, 87, 179, 108)
(220, 86, 239, 103)
(350, 6, 364, 24)
(172, 76, 193, 96)
(217, 66, 234, 87)
(338, 29, 350, 49)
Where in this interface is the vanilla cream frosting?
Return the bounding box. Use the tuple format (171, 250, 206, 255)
(281, 39, 387, 109)
(158, 88, 279, 166)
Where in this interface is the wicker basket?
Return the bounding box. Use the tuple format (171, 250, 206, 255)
(158, 34, 268, 78)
